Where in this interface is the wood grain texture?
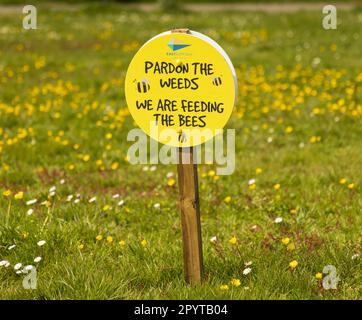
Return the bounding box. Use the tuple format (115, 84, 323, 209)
(171, 28, 191, 34)
(177, 147, 203, 284)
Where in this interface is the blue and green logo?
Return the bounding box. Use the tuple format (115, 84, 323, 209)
(167, 39, 191, 51)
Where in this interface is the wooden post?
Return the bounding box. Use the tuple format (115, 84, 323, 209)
(177, 147, 203, 284)
(173, 29, 203, 285)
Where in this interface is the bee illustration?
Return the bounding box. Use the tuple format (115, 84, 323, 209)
(212, 76, 222, 86)
(178, 129, 187, 143)
(135, 79, 150, 93)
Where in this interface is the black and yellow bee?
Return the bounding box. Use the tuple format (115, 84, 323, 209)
(212, 76, 222, 86)
(136, 79, 150, 93)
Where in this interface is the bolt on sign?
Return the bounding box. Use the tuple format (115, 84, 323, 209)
(125, 29, 237, 284)
(125, 30, 237, 147)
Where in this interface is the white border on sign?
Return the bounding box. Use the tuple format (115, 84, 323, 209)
(140, 30, 238, 102)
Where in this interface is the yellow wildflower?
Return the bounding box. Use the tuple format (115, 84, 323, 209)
(249, 184, 256, 190)
(14, 191, 24, 200)
(289, 260, 298, 269)
(224, 196, 231, 203)
(220, 284, 229, 290)
(231, 278, 241, 287)
(285, 126, 293, 134)
(3, 190, 11, 197)
(111, 162, 119, 170)
(167, 178, 176, 187)
(315, 272, 323, 280)
(103, 205, 111, 211)
(208, 170, 215, 177)
(229, 236, 237, 245)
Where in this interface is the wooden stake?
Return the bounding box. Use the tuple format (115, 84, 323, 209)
(173, 28, 203, 285)
(177, 147, 203, 284)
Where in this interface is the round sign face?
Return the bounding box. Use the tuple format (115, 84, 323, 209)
(125, 30, 237, 147)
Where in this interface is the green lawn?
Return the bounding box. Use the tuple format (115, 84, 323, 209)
(0, 3, 361, 299)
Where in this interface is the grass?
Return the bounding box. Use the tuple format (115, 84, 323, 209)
(0, 3, 361, 299)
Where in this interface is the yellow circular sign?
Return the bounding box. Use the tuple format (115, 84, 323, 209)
(125, 30, 237, 147)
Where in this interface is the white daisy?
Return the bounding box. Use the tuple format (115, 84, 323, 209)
(243, 267, 252, 275)
(352, 254, 360, 260)
(34, 257, 42, 263)
(118, 200, 125, 206)
(153, 203, 160, 209)
(66, 194, 74, 202)
(24, 265, 34, 271)
(49, 186, 56, 193)
(74, 198, 80, 204)
(142, 166, 149, 171)
(150, 166, 157, 172)
(27, 209, 34, 216)
(8, 244, 16, 250)
(248, 179, 256, 185)
(210, 236, 217, 243)
(26, 199, 37, 206)
(274, 217, 283, 224)
(88, 197, 97, 203)
(112, 194, 120, 199)
(37, 240, 46, 247)
(312, 57, 321, 66)
(60, 179, 65, 184)
(14, 263, 22, 270)
(49, 191, 56, 197)
(0, 260, 9, 266)
(166, 172, 174, 178)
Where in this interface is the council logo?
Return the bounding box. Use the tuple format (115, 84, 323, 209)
(167, 39, 191, 51)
